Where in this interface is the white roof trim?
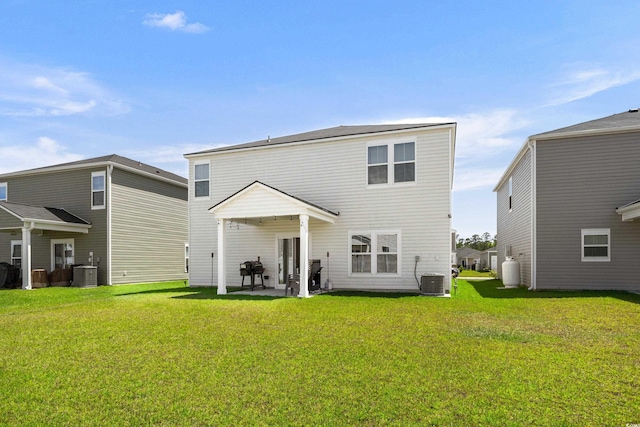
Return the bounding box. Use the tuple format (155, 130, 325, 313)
(0, 161, 187, 188)
(185, 123, 457, 159)
(209, 181, 339, 223)
(616, 201, 640, 222)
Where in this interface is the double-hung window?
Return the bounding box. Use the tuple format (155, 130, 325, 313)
(194, 163, 210, 198)
(581, 229, 610, 262)
(349, 231, 400, 275)
(0, 182, 7, 201)
(91, 172, 105, 209)
(367, 142, 415, 186)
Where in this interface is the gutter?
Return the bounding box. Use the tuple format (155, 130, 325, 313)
(528, 140, 537, 291)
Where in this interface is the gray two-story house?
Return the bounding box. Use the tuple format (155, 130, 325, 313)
(0, 155, 188, 288)
(494, 109, 640, 292)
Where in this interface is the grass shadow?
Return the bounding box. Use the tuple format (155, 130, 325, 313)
(468, 279, 640, 304)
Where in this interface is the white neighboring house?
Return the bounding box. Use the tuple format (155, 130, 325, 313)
(184, 123, 456, 296)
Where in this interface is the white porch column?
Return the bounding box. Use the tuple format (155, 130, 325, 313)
(217, 219, 227, 295)
(298, 214, 310, 298)
(21, 223, 33, 290)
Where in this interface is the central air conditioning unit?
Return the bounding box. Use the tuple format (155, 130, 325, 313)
(73, 266, 98, 287)
(420, 273, 445, 295)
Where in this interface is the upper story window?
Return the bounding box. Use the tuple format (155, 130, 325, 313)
(367, 142, 415, 186)
(582, 229, 610, 262)
(194, 163, 210, 198)
(394, 142, 415, 183)
(508, 176, 513, 211)
(91, 172, 106, 210)
(0, 182, 6, 201)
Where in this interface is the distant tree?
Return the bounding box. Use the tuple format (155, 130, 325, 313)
(457, 232, 496, 251)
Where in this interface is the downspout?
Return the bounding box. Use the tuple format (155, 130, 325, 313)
(528, 140, 537, 291)
(107, 164, 113, 285)
(22, 221, 36, 290)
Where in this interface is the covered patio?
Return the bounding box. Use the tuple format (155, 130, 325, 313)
(616, 198, 640, 221)
(209, 181, 339, 297)
(0, 201, 91, 289)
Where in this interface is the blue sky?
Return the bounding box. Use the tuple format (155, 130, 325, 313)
(1, 1, 639, 239)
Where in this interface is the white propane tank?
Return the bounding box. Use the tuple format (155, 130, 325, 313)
(502, 256, 520, 287)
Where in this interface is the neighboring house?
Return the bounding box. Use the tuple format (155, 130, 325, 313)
(480, 249, 497, 271)
(0, 155, 188, 288)
(456, 247, 481, 270)
(184, 123, 456, 296)
(494, 109, 640, 291)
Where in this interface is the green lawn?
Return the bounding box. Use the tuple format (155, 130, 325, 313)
(1, 281, 639, 426)
(458, 269, 494, 277)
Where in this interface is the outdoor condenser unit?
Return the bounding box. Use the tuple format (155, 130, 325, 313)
(73, 266, 98, 287)
(420, 274, 444, 295)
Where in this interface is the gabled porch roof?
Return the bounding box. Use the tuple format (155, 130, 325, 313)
(209, 181, 339, 223)
(616, 198, 640, 222)
(0, 201, 91, 233)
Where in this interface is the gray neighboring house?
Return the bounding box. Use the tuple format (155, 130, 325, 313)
(456, 247, 481, 270)
(480, 249, 497, 271)
(0, 154, 188, 288)
(494, 109, 640, 292)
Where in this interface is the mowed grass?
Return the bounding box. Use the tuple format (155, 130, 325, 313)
(1, 281, 639, 426)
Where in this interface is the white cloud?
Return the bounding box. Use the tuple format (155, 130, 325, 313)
(122, 143, 222, 178)
(387, 109, 528, 159)
(0, 137, 84, 174)
(143, 11, 210, 33)
(452, 167, 505, 192)
(547, 65, 640, 106)
(0, 59, 130, 117)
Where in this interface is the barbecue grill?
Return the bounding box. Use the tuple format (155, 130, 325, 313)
(239, 259, 265, 291)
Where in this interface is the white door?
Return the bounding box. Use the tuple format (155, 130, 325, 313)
(51, 239, 74, 270)
(490, 255, 497, 270)
(277, 237, 300, 286)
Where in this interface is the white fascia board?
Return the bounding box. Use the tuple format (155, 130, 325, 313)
(0, 161, 187, 188)
(493, 138, 532, 192)
(211, 182, 338, 223)
(532, 124, 640, 141)
(24, 220, 91, 233)
(616, 203, 640, 221)
(184, 124, 458, 159)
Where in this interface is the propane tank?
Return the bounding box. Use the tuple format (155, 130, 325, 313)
(502, 256, 521, 287)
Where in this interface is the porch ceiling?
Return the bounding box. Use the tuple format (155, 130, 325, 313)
(616, 199, 640, 222)
(209, 181, 339, 223)
(0, 201, 91, 233)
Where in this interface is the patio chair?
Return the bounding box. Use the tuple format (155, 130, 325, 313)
(285, 273, 300, 296)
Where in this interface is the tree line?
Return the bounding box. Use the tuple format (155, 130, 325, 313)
(456, 232, 496, 252)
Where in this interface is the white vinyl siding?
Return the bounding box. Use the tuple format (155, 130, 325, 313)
(91, 171, 106, 209)
(581, 229, 610, 262)
(194, 162, 210, 198)
(0, 182, 7, 201)
(187, 127, 453, 292)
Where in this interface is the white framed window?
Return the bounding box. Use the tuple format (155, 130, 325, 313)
(508, 176, 513, 212)
(11, 240, 22, 269)
(51, 239, 74, 270)
(349, 231, 400, 275)
(394, 142, 415, 183)
(0, 182, 7, 201)
(91, 171, 106, 209)
(184, 243, 189, 273)
(367, 141, 415, 186)
(581, 229, 610, 262)
(194, 162, 210, 198)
